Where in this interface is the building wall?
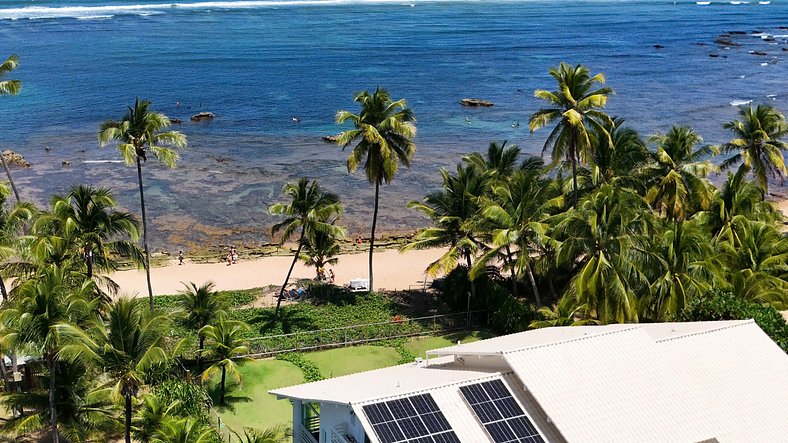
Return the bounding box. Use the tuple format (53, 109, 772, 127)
(319, 402, 367, 443)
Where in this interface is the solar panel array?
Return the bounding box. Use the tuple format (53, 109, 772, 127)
(459, 379, 545, 443)
(362, 393, 461, 443)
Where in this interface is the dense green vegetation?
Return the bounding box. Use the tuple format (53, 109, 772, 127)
(0, 58, 786, 443)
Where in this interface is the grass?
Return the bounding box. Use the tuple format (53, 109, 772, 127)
(208, 359, 304, 432)
(403, 330, 496, 358)
(303, 346, 402, 378)
(208, 331, 493, 433)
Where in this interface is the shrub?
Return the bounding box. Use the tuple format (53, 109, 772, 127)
(276, 353, 324, 382)
(674, 289, 788, 352)
(488, 295, 537, 335)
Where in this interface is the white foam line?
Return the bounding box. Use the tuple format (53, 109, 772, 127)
(0, 0, 464, 20)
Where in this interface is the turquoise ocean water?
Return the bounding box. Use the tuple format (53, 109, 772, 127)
(0, 0, 786, 249)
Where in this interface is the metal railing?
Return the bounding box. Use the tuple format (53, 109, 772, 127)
(244, 310, 486, 358)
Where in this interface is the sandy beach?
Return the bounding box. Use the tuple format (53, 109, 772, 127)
(109, 247, 447, 299)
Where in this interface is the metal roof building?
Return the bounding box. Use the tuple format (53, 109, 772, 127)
(271, 320, 788, 443)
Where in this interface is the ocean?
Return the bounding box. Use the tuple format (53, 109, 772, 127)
(0, 0, 786, 250)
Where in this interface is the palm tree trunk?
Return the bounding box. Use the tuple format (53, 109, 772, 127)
(85, 248, 93, 279)
(0, 153, 20, 203)
(465, 252, 476, 328)
(0, 354, 7, 391)
(48, 355, 59, 443)
(198, 335, 205, 373)
(570, 130, 579, 208)
(526, 262, 542, 307)
(275, 225, 305, 318)
(0, 275, 8, 301)
(220, 365, 226, 405)
(136, 157, 154, 311)
(369, 181, 380, 293)
(125, 392, 132, 443)
(505, 245, 517, 297)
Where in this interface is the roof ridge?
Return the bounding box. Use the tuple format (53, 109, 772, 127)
(655, 319, 755, 343)
(502, 324, 643, 354)
(351, 371, 515, 406)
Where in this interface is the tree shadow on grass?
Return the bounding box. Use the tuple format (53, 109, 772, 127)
(443, 329, 496, 342)
(205, 383, 253, 413)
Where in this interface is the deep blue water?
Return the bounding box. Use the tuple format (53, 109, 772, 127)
(0, 0, 786, 249)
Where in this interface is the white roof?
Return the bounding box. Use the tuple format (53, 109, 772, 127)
(272, 320, 788, 442)
(270, 356, 498, 405)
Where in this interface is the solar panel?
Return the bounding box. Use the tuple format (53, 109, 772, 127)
(362, 393, 460, 443)
(459, 380, 545, 443)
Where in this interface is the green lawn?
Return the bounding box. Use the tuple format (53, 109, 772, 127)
(404, 330, 495, 358)
(304, 346, 402, 378)
(210, 359, 304, 432)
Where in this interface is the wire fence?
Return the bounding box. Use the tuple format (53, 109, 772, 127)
(243, 310, 487, 358)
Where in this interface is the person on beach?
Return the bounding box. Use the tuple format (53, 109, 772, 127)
(231, 247, 238, 264)
(178, 250, 184, 265)
(328, 269, 335, 284)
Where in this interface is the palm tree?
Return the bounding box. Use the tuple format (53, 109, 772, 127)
(153, 417, 215, 443)
(300, 226, 344, 275)
(551, 185, 651, 324)
(0, 54, 22, 202)
(721, 104, 788, 194)
(98, 98, 186, 310)
(586, 117, 650, 191)
(59, 297, 169, 443)
(200, 316, 252, 405)
(474, 165, 563, 306)
(336, 88, 416, 292)
(0, 182, 35, 300)
(529, 296, 599, 328)
(179, 281, 226, 373)
(269, 178, 342, 315)
(403, 164, 484, 314)
(529, 62, 614, 207)
(36, 185, 142, 279)
(644, 126, 719, 222)
(463, 141, 521, 191)
(232, 426, 291, 443)
(696, 169, 780, 243)
(133, 394, 181, 443)
(641, 221, 721, 321)
(720, 218, 788, 307)
(0, 265, 99, 443)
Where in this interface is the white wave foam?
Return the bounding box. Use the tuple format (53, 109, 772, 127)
(729, 99, 752, 106)
(82, 160, 124, 164)
(76, 14, 114, 20)
(696, 1, 711, 4)
(0, 0, 449, 20)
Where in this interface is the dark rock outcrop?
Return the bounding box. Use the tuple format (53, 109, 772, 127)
(709, 53, 720, 58)
(653, 44, 665, 49)
(322, 135, 339, 143)
(170, 118, 183, 124)
(750, 51, 768, 56)
(459, 98, 494, 107)
(191, 112, 214, 122)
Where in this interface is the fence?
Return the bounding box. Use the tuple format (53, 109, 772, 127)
(244, 310, 487, 358)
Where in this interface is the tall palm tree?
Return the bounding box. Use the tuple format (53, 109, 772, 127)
(551, 185, 651, 324)
(200, 316, 252, 405)
(644, 126, 719, 222)
(721, 104, 788, 194)
(133, 394, 181, 443)
(0, 54, 22, 202)
(179, 281, 226, 373)
(36, 185, 142, 279)
(474, 165, 563, 306)
(0, 265, 99, 443)
(98, 98, 186, 310)
(269, 178, 342, 315)
(59, 297, 169, 443)
(336, 88, 416, 292)
(403, 164, 484, 312)
(529, 62, 614, 207)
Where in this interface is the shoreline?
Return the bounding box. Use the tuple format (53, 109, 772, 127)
(109, 246, 448, 298)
